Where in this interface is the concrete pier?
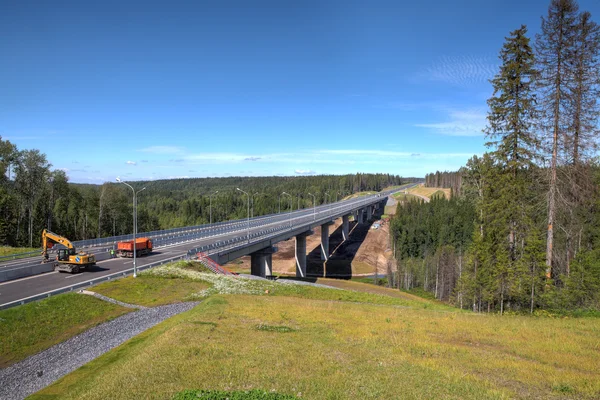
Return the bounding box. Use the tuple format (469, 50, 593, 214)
(295, 231, 313, 277)
(250, 246, 276, 277)
(342, 214, 350, 241)
(320, 221, 334, 261)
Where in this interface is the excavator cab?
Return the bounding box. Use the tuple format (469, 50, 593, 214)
(57, 248, 75, 262)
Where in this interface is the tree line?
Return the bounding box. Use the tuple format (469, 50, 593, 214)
(0, 138, 412, 248)
(391, 0, 600, 313)
(424, 171, 462, 196)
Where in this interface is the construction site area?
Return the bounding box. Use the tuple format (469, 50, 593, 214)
(225, 216, 394, 278)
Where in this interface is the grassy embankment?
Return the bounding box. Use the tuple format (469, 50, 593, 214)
(392, 192, 420, 201)
(29, 261, 600, 400)
(341, 191, 376, 201)
(0, 261, 211, 368)
(0, 294, 131, 368)
(0, 246, 39, 258)
(222, 259, 248, 274)
(92, 262, 211, 307)
(407, 185, 451, 200)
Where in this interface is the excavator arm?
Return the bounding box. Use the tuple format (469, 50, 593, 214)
(41, 229, 75, 259)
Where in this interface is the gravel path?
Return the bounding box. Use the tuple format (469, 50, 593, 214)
(0, 301, 199, 400)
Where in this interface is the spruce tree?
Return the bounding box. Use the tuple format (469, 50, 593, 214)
(484, 26, 539, 311)
(485, 25, 538, 173)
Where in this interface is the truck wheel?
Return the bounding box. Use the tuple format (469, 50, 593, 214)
(72, 265, 80, 274)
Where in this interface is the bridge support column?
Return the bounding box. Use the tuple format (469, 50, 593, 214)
(295, 231, 313, 278)
(358, 208, 365, 224)
(342, 214, 350, 241)
(320, 221, 334, 261)
(366, 206, 372, 221)
(250, 246, 276, 278)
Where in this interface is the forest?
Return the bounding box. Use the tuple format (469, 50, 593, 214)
(0, 138, 408, 248)
(391, 0, 600, 313)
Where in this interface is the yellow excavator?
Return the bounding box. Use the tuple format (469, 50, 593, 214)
(41, 229, 96, 273)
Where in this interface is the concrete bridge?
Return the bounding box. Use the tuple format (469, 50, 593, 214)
(194, 192, 390, 278)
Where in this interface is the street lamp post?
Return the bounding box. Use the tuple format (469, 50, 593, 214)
(308, 192, 316, 221)
(282, 192, 292, 229)
(116, 178, 145, 278)
(209, 190, 218, 224)
(325, 192, 330, 204)
(237, 188, 250, 243)
(252, 192, 261, 218)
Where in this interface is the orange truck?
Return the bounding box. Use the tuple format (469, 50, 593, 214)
(116, 238, 153, 258)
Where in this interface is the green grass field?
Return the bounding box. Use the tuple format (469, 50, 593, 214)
(92, 262, 211, 307)
(92, 275, 210, 307)
(10, 261, 600, 399)
(31, 291, 600, 400)
(0, 293, 130, 368)
(392, 193, 420, 202)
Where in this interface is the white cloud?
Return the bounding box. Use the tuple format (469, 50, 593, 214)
(319, 149, 412, 157)
(126, 161, 137, 165)
(423, 55, 498, 86)
(295, 169, 316, 175)
(416, 109, 487, 136)
(317, 149, 473, 159)
(139, 145, 184, 154)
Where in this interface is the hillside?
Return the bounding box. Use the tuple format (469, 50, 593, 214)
(17, 262, 600, 400)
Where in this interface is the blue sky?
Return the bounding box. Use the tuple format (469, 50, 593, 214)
(2, 0, 600, 183)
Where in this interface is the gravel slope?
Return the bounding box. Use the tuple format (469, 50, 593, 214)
(0, 301, 199, 400)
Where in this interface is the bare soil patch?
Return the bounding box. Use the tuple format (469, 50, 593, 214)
(226, 213, 395, 278)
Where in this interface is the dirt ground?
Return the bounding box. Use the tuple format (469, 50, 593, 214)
(225, 212, 394, 278)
